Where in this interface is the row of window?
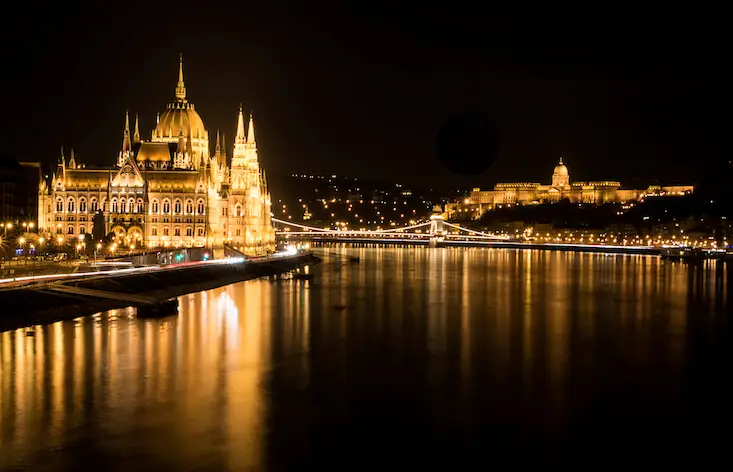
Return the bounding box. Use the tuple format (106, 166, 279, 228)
(60, 226, 206, 237)
(55, 197, 208, 215)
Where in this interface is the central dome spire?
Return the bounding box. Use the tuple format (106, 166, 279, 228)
(175, 53, 186, 102)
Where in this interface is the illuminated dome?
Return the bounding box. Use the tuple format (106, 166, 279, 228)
(551, 157, 570, 188)
(553, 157, 568, 176)
(154, 102, 207, 140)
(152, 54, 207, 140)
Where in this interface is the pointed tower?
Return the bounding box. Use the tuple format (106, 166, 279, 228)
(221, 133, 227, 163)
(231, 106, 248, 189)
(244, 111, 261, 189)
(175, 53, 186, 102)
(214, 130, 223, 167)
(235, 104, 246, 144)
(133, 114, 141, 142)
(221, 132, 229, 185)
(122, 110, 131, 152)
(69, 148, 77, 169)
(118, 111, 132, 167)
(57, 146, 65, 174)
(246, 111, 256, 145)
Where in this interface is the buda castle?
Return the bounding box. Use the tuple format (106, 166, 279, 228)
(448, 158, 694, 218)
(37, 56, 276, 255)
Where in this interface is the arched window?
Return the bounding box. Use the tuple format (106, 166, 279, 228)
(197, 227, 204, 237)
(67, 225, 74, 234)
(152, 199, 159, 213)
(174, 227, 181, 236)
(163, 199, 170, 214)
(79, 226, 86, 235)
(234, 204, 242, 217)
(128, 198, 134, 213)
(90, 198, 98, 212)
(185, 227, 193, 237)
(111, 198, 118, 213)
(79, 198, 87, 213)
(197, 199, 205, 214)
(67, 198, 75, 213)
(163, 227, 169, 236)
(136, 199, 144, 213)
(56, 198, 63, 212)
(174, 199, 182, 214)
(151, 227, 158, 236)
(185, 200, 193, 214)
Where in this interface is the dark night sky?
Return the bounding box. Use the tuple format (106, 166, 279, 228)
(1, 6, 726, 189)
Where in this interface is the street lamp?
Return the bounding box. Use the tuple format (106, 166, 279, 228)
(18, 236, 26, 259)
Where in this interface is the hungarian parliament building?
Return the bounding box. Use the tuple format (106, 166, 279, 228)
(37, 56, 276, 255)
(448, 158, 694, 218)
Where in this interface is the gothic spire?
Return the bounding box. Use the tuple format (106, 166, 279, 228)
(69, 148, 76, 169)
(175, 53, 186, 101)
(133, 114, 140, 142)
(59, 145, 65, 166)
(235, 104, 246, 144)
(178, 127, 185, 152)
(215, 129, 221, 153)
(247, 111, 256, 144)
(186, 127, 194, 159)
(122, 111, 131, 152)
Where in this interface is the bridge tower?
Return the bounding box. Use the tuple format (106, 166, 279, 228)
(429, 205, 446, 247)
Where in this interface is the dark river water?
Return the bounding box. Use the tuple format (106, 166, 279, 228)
(2, 247, 733, 470)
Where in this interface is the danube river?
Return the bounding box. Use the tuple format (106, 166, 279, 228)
(2, 247, 732, 469)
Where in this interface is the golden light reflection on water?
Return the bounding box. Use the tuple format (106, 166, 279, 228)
(1, 247, 732, 470)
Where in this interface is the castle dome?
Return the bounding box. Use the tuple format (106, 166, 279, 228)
(553, 157, 569, 176)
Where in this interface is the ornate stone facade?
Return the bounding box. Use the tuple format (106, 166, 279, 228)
(38, 56, 276, 255)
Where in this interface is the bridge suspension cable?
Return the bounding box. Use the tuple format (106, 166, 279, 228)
(442, 221, 509, 239)
(271, 218, 331, 232)
(272, 217, 431, 234)
(371, 221, 431, 233)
